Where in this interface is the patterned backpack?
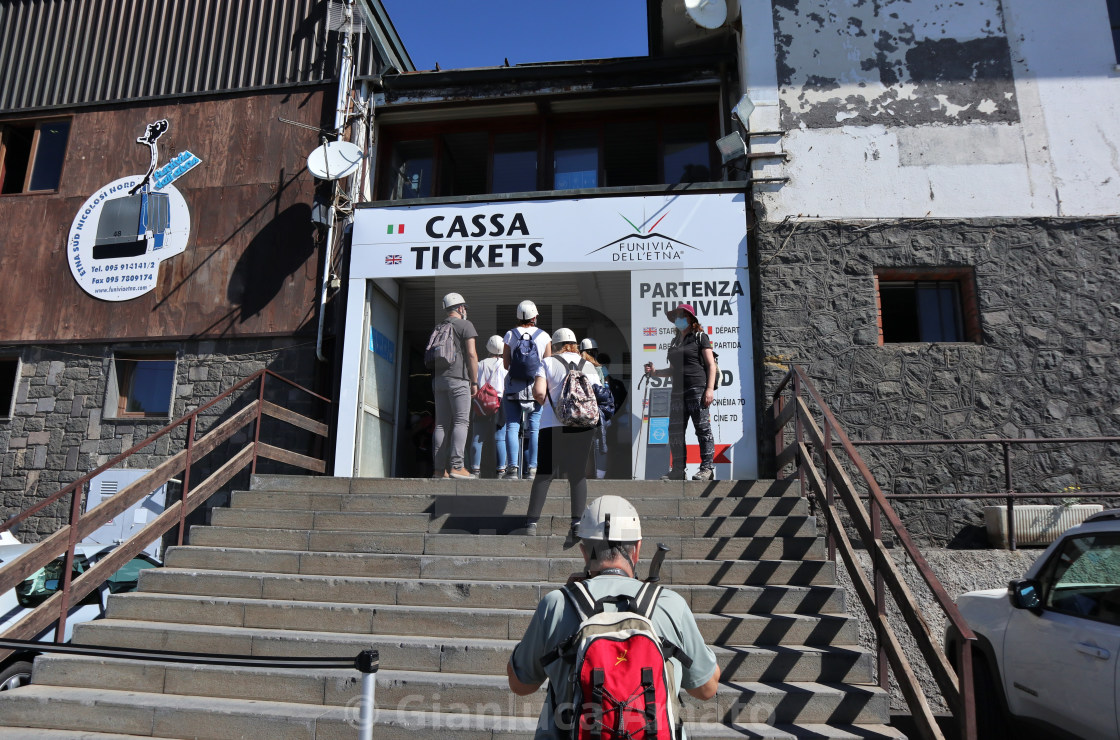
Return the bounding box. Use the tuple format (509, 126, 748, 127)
(549, 359, 599, 428)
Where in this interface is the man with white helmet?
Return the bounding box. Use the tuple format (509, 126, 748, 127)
(502, 299, 551, 480)
(508, 496, 720, 737)
(430, 292, 478, 479)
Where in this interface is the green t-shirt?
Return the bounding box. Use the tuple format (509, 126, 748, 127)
(509, 575, 718, 739)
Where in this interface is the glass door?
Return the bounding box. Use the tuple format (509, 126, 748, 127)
(357, 283, 399, 477)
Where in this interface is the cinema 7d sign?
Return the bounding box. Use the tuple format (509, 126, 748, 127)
(67, 120, 201, 301)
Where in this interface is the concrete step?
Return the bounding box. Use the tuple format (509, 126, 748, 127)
(186, 526, 827, 560)
(29, 656, 886, 726)
(0, 683, 904, 739)
(209, 507, 818, 538)
(228, 490, 810, 518)
(106, 592, 854, 646)
(0, 729, 152, 739)
(73, 618, 859, 677)
(134, 569, 847, 614)
(163, 546, 839, 586)
(250, 474, 801, 500)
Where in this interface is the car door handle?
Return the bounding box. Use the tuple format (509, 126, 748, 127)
(1076, 642, 1111, 660)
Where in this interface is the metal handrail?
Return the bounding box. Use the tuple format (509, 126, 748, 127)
(0, 369, 331, 659)
(850, 436, 1120, 549)
(772, 365, 977, 740)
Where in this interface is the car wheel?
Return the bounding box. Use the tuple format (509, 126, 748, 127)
(0, 660, 33, 691)
(973, 656, 1009, 740)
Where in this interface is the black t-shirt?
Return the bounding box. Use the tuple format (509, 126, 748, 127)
(439, 317, 477, 381)
(666, 331, 711, 391)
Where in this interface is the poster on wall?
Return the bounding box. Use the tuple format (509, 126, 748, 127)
(67, 120, 201, 302)
(630, 268, 757, 481)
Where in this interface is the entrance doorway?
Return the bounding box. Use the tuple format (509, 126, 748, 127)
(377, 272, 633, 478)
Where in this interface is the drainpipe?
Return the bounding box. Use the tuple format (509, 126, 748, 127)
(316, 0, 356, 362)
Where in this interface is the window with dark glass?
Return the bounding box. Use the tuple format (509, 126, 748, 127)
(384, 140, 434, 200)
(553, 129, 599, 190)
(876, 268, 979, 344)
(440, 132, 488, 197)
(663, 122, 713, 184)
(603, 121, 658, 187)
(1109, 0, 1120, 63)
(0, 358, 17, 418)
(492, 132, 538, 193)
(1, 119, 70, 194)
(114, 355, 175, 417)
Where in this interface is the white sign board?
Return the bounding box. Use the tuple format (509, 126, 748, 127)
(351, 193, 748, 278)
(630, 268, 757, 480)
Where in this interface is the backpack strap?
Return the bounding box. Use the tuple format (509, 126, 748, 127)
(641, 666, 658, 737)
(563, 579, 598, 620)
(632, 581, 662, 620)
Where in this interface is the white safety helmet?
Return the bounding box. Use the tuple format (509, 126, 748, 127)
(442, 292, 466, 310)
(579, 338, 598, 352)
(551, 328, 577, 346)
(486, 335, 504, 355)
(577, 495, 642, 543)
(516, 300, 538, 320)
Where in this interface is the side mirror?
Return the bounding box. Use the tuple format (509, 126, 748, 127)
(1009, 578, 1042, 611)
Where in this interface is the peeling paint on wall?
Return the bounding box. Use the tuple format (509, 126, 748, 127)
(774, 0, 1021, 129)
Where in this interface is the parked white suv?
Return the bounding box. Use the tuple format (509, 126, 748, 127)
(946, 510, 1120, 740)
(0, 541, 159, 690)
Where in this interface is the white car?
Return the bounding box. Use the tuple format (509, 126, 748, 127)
(0, 541, 159, 690)
(946, 510, 1120, 740)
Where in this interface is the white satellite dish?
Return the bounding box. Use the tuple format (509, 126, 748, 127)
(307, 140, 363, 180)
(684, 0, 727, 30)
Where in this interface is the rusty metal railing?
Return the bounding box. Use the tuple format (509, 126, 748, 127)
(773, 365, 976, 740)
(0, 369, 331, 659)
(849, 436, 1120, 550)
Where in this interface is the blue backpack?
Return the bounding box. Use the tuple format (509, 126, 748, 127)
(593, 382, 615, 422)
(509, 330, 542, 382)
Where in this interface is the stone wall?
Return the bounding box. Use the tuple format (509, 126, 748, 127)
(0, 338, 325, 542)
(756, 217, 1120, 545)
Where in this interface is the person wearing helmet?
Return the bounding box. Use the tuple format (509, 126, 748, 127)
(501, 299, 551, 480)
(431, 292, 478, 479)
(469, 335, 509, 477)
(522, 328, 604, 537)
(579, 337, 612, 479)
(507, 496, 720, 735)
(643, 302, 717, 482)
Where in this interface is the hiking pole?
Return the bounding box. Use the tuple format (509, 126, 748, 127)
(646, 543, 670, 583)
(356, 649, 379, 740)
(632, 371, 652, 479)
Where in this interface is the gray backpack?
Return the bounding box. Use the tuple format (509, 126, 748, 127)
(424, 321, 458, 372)
(549, 359, 599, 428)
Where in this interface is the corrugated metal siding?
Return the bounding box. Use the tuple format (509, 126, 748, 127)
(0, 0, 382, 113)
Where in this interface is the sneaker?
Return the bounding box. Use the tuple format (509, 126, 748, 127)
(660, 469, 686, 481)
(524, 521, 538, 536)
(524, 467, 537, 480)
(565, 520, 581, 545)
(502, 467, 520, 480)
(449, 468, 473, 480)
(692, 468, 715, 482)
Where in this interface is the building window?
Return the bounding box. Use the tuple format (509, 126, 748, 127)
(111, 354, 176, 418)
(0, 358, 17, 419)
(875, 268, 980, 344)
(1, 119, 71, 194)
(553, 129, 600, 190)
(1110, 0, 1120, 63)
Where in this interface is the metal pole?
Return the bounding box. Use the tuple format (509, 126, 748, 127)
(1003, 442, 1015, 551)
(824, 419, 835, 562)
(177, 414, 197, 547)
(356, 649, 379, 740)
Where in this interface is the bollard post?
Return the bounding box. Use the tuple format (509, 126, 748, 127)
(356, 649, 380, 740)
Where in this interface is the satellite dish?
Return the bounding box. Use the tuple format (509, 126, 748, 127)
(307, 140, 363, 180)
(684, 0, 727, 30)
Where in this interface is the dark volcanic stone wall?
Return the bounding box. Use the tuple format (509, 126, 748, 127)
(756, 217, 1120, 545)
(0, 338, 324, 541)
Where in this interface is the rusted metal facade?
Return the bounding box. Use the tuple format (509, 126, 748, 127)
(0, 0, 396, 114)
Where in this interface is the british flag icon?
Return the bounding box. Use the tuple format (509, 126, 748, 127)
(385, 254, 402, 265)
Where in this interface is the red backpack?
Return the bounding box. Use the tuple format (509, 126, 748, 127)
(549, 580, 688, 740)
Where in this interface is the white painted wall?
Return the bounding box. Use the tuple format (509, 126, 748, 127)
(744, 0, 1120, 220)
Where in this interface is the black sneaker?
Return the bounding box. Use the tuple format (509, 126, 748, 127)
(660, 469, 686, 481)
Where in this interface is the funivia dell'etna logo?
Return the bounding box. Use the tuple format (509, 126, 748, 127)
(586, 211, 699, 262)
(67, 120, 201, 301)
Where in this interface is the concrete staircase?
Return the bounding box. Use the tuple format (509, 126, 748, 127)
(0, 475, 904, 739)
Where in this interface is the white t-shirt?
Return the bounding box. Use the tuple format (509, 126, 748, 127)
(475, 356, 507, 396)
(536, 352, 602, 429)
(503, 326, 549, 390)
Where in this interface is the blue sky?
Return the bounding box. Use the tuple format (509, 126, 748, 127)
(381, 0, 649, 71)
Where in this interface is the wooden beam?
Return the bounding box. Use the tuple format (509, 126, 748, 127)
(261, 400, 329, 437)
(256, 443, 327, 473)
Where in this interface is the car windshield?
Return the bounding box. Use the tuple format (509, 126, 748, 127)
(15, 555, 90, 608)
